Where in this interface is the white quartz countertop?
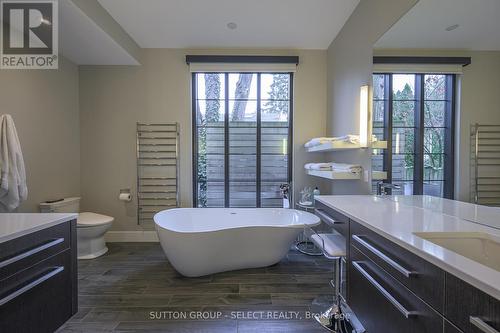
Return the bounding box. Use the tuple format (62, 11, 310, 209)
(315, 195, 500, 301)
(0, 213, 77, 244)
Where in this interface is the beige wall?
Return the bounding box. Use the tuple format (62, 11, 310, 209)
(374, 49, 500, 201)
(0, 58, 80, 212)
(79, 48, 327, 231)
(326, 0, 418, 194)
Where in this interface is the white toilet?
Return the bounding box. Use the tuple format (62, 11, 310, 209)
(39, 197, 114, 259)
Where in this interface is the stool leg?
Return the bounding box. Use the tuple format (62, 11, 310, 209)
(334, 257, 340, 303)
(314, 257, 356, 333)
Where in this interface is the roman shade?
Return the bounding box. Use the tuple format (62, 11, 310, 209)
(186, 55, 298, 73)
(372, 56, 471, 74)
(373, 63, 464, 74)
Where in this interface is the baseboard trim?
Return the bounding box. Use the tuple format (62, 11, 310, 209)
(105, 231, 159, 242)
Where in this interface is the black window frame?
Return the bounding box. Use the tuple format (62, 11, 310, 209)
(374, 73, 456, 199)
(192, 72, 294, 208)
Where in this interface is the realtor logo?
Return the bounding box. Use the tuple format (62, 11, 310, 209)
(1, 0, 58, 69)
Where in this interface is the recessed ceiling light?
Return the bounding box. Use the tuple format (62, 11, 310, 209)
(227, 22, 237, 30)
(445, 24, 459, 31)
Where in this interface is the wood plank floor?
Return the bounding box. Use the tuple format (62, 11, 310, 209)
(57, 243, 333, 332)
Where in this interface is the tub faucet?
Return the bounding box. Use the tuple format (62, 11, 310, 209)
(280, 183, 290, 209)
(377, 181, 401, 196)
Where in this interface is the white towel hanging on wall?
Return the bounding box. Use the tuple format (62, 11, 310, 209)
(0, 114, 28, 211)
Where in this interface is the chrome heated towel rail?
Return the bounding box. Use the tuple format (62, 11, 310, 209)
(136, 123, 179, 225)
(471, 123, 500, 206)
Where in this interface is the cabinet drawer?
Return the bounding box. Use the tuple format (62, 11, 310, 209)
(0, 222, 71, 281)
(314, 201, 349, 237)
(350, 220, 445, 312)
(349, 246, 443, 333)
(0, 250, 73, 333)
(445, 273, 500, 333)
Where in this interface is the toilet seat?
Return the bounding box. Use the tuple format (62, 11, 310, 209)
(78, 212, 114, 227)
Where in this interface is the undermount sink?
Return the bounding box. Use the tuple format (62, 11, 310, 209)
(414, 232, 500, 272)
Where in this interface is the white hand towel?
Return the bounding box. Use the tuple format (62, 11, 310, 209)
(305, 162, 362, 173)
(304, 163, 333, 171)
(334, 135, 360, 143)
(304, 135, 361, 148)
(330, 163, 362, 173)
(0, 114, 27, 211)
(304, 137, 331, 148)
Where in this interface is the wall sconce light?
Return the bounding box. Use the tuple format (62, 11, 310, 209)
(395, 132, 400, 154)
(359, 85, 370, 148)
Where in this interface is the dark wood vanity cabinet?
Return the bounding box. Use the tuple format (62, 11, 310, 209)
(0, 220, 77, 333)
(314, 205, 500, 333)
(347, 218, 500, 333)
(350, 219, 445, 312)
(349, 246, 443, 333)
(315, 201, 349, 238)
(445, 273, 500, 333)
(445, 320, 465, 333)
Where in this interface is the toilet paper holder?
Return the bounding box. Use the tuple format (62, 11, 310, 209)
(119, 188, 132, 202)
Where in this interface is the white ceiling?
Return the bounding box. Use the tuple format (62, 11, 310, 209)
(60, 0, 139, 65)
(375, 0, 500, 51)
(97, 0, 360, 49)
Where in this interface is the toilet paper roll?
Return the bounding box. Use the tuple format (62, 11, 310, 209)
(119, 193, 132, 202)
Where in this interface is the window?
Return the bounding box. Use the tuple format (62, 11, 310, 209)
(372, 73, 455, 198)
(193, 72, 292, 207)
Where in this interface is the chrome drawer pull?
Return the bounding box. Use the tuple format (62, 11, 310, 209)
(352, 261, 416, 319)
(314, 209, 338, 225)
(0, 266, 64, 307)
(470, 316, 499, 333)
(0, 238, 64, 269)
(352, 234, 415, 278)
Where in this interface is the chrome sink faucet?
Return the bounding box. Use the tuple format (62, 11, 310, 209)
(377, 181, 401, 196)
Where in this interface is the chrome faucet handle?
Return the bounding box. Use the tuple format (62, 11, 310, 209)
(280, 183, 290, 195)
(377, 182, 401, 195)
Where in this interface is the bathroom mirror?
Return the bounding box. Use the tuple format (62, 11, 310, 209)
(371, 0, 500, 230)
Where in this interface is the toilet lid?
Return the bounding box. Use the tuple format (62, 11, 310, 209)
(78, 212, 114, 227)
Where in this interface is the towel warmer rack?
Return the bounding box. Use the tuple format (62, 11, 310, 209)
(471, 123, 500, 206)
(136, 123, 179, 225)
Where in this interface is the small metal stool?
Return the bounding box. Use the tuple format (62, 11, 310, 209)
(307, 229, 364, 333)
(295, 202, 323, 256)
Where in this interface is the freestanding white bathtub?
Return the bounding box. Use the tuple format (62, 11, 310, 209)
(154, 208, 320, 277)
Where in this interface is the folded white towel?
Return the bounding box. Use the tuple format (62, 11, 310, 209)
(330, 163, 362, 174)
(305, 162, 362, 174)
(335, 135, 360, 144)
(304, 163, 333, 171)
(304, 135, 360, 148)
(304, 137, 332, 148)
(0, 114, 27, 212)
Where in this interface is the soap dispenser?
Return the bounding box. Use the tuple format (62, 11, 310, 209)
(312, 187, 320, 204)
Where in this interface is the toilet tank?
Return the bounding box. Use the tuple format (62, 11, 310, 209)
(39, 197, 81, 213)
